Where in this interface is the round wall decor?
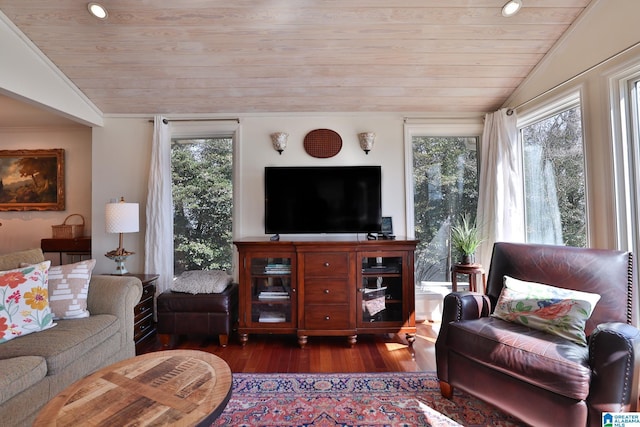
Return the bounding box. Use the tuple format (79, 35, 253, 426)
(303, 129, 342, 158)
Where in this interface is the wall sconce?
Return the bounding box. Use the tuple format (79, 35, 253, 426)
(358, 132, 376, 154)
(270, 132, 288, 155)
(105, 197, 139, 275)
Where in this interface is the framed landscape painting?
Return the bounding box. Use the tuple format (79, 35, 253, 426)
(0, 149, 65, 211)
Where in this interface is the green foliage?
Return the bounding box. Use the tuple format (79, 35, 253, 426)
(450, 214, 483, 256)
(412, 136, 479, 281)
(171, 138, 233, 275)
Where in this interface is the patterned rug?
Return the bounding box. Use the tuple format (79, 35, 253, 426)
(211, 372, 526, 426)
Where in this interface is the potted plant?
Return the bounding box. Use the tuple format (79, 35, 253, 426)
(450, 214, 483, 265)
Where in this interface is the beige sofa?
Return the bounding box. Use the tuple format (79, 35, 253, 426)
(0, 249, 143, 427)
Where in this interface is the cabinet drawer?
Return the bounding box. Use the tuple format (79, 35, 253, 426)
(134, 313, 154, 341)
(141, 282, 155, 299)
(304, 252, 349, 277)
(305, 305, 350, 329)
(304, 279, 349, 304)
(134, 295, 154, 322)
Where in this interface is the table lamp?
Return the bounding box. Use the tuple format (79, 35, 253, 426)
(105, 197, 139, 275)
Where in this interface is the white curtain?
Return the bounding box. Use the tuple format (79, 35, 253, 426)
(476, 108, 524, 273)
(145, 116, 173, 293)
(524, 145, 563, 244)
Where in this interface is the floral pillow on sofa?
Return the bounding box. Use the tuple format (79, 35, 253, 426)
(492, 275, 601, 346)
(0, 261, 56, 343)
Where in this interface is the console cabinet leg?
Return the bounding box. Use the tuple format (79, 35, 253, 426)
(347, 335, 357, 347)
(240, 333, 248, 346)
(406, 333, 415, 345)
(298, 335, 308, 348)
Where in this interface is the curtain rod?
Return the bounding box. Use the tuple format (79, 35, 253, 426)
(148, 118, 240, 124)
(509, 40, 640, 114)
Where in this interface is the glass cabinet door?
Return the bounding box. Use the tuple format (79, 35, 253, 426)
(358, 253, 405, 327)
(247, 255, 295, 327)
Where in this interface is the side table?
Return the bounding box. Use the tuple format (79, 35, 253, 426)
(451, 263, 486, 293)
(41, 237, 91, 265)
(112, 273, 159, 353)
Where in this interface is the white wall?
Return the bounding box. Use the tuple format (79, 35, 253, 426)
(0, 11, 102, 127)
(237, 115, 408, 237)
(505, 0, 640, 112)
(91, 118, 153, 274)
(0, 126, 92, 258)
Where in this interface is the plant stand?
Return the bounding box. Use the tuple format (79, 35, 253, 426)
(450, 263, 486, 293)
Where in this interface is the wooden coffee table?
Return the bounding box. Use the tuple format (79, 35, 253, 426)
(33, 350, 232, 427)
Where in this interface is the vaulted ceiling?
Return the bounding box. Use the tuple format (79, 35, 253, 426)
(0, 0, 591, 117)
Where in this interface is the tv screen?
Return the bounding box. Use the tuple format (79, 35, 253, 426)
(265, 166, 382, 234)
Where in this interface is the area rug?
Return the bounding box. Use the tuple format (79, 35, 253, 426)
(211, 372, 526, 426)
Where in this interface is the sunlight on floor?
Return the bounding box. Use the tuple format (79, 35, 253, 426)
(413, 320, 439, 371)
(384, 342, 408, 352)
(417, 400, 462, 427)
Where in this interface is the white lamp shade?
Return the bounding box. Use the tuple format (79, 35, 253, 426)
(105, 202, 139, 233)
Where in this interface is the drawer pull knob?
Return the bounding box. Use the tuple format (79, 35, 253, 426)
(325, 315, 330, 320)
(324, 289, 330, 294)
(324, 262, 330, 267)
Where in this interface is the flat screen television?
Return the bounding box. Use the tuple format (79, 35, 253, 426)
(265, 166, 382, 234)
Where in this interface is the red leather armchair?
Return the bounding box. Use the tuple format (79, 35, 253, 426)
(436, 242, 640, 427)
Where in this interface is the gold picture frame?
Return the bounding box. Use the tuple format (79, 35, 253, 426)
(0, 149, 65, 211)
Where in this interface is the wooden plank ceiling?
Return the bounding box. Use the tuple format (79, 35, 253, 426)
(0, 0, 592, 116)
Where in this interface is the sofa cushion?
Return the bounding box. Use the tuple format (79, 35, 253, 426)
(0, 248, 45, 271)
(0, 261, 56, 343)
(48, 259, 96, 320)
(0, 356, 47, 406)
(492, 276, 601, 346)
(0, 314, 120, 376)
(447, 316, 591, 400)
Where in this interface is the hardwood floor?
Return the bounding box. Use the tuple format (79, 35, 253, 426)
(139, 321, 439, 373)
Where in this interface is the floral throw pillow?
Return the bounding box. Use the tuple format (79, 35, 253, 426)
(0, 261, 56, 343)
(492, 276, 601, 346)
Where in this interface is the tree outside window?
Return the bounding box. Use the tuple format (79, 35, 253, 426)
(412, 136, 478, 283)
(171, 138, 233, 276)
(521, 106, 586, 247)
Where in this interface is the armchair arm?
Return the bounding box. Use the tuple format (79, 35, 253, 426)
(436, 292, 491, 384)
(87, 275, 143, 352)
(440, 291, 492, 325)
(588, 322, 640, 423)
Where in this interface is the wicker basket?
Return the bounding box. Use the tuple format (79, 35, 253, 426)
(51, 214, 85, 239)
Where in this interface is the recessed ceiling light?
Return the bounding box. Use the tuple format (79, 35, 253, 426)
(87, 2, 108, 20)
(502, 0, 522, 17)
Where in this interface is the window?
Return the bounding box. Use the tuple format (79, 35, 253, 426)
(616, 75, 640, 263)
(412, 136, 479, 283)
(520, 102, 587, 247)
(171, 137, 233, 275)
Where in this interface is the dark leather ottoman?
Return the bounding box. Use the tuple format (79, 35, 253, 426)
(157, 282, 238, 347)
